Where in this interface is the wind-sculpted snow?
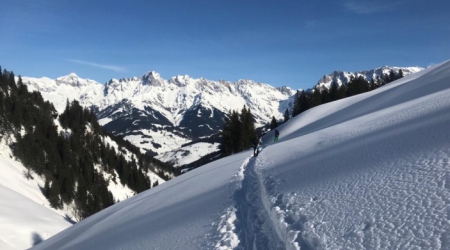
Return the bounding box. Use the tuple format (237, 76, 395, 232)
(31, 60, 450, 250)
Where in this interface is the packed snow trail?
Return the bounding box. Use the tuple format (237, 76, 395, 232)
(232, 156, 285, 250)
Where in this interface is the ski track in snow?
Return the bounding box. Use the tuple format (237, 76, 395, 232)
(214, 154, 286, 250)
(212, 157, 249, 250)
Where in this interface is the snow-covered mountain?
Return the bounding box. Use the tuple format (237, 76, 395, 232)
(22, 73, 295, 157)
(31, 60, 450, 249)
(316, 66, 423, 89)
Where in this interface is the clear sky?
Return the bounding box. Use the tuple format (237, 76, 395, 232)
(1, 0, 449, 89)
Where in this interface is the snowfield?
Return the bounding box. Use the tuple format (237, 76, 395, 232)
(32, 59, 450, 250)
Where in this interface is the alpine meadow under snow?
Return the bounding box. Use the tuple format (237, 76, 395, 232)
(30, 60, 450, 249)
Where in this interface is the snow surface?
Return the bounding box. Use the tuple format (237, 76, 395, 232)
(32, 60, 450, 250)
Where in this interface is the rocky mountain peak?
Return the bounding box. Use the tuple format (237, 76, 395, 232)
(141, 71, 164, 86)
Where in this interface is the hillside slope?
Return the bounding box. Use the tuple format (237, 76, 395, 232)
(31, 59, 450, 250)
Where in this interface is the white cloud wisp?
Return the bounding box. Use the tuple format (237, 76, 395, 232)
(68, 59, 127, 72)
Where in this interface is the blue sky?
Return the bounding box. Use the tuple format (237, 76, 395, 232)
(1, 0, 449, 89)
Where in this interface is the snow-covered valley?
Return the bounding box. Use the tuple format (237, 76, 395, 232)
(29, 60, 450, 249)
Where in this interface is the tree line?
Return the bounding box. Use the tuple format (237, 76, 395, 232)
(0, 67, 175, 220)
(288, 69, 405, 118)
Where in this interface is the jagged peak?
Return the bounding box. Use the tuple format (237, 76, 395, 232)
(140, 70, 165, 86)
(142, 70, 161, 79)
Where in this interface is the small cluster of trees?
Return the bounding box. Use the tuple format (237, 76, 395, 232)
(0, 66, 174, 220)
(288, 70, 405, 118)
(221, 106, 255, 156)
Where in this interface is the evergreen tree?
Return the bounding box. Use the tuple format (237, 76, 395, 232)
(369, 78, 376, 90)
(311, 87, 322, 107)
(329, 81, 339, 101)
(229, 110, 242, 153)
(337, 84, 347, 99)
(346, 76, 369, 97)
(240, 105, 255, 150)
(388, 70, 397, 82)
(299, 90, 311, 113)
(284, 108, 290, 122)
(398, 69, 404, 79)
(292, 91, 301, 117)
(270, 116, 278, 130)
(221, 107, 255, 156)
(321, 85, 331, 104)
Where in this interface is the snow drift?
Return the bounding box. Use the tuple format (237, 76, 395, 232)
(32, 60, 450, 249)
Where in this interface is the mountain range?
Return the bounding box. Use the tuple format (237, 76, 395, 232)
(21, 65, 423, 167)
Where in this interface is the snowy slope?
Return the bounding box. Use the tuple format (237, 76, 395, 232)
(31, 59, 450, 250)
(0, 137, 73, 250)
